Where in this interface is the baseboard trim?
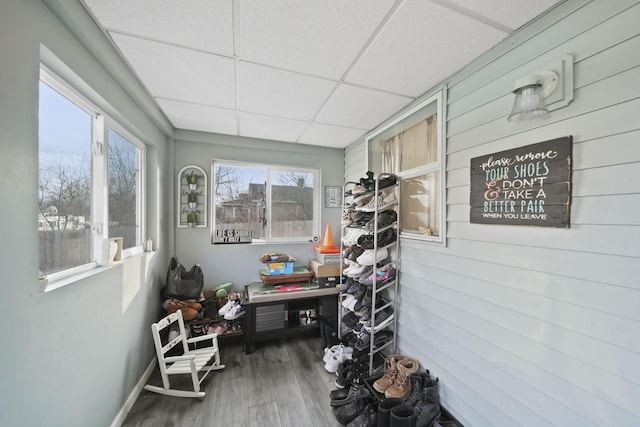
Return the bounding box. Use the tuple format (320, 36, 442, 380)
(110, 357, 157, 427)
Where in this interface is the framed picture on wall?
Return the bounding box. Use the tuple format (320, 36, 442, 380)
(325, 186, 342, 208)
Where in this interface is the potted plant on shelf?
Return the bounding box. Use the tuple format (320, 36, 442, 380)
(186, 210, 198, 227)
(185, 171, 198, 190)
(187, 192, 198, 209)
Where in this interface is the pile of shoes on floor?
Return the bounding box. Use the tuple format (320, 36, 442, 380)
(324, 347, 463, 427)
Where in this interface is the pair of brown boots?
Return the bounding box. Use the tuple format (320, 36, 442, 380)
(373, 354, 420, 398)
(167, 299, 202, 321)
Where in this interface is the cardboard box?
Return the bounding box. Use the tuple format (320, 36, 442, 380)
(309, 258, 344, 277)
(264, 261, 294, 275)
(314, 252, 342, 264)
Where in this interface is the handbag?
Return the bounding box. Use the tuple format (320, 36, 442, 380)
(165, 257, 204, 300)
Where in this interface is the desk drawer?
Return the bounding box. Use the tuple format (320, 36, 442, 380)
(255, 303, 286, 332)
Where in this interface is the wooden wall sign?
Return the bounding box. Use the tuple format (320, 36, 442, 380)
(470, 136, 572, 227)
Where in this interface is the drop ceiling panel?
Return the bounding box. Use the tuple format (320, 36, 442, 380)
(158, 98, 237, 135)
(240, 62, 337, 121)
(111, 33, 236, 109)
(83, 0, 235, 55)
(236, 0, 396, 79)
(316, 84, 413, 130)
(298, 123, 367, 148)
(239, 112, 308, 143)
(346, 1, 509, 96)
(444, 0, 561, 30)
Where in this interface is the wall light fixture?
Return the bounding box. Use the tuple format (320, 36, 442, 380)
(507, 71, 559, 122)
(507, 54, 575, 123)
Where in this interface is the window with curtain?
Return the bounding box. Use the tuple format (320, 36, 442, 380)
(368, 90, 445, 242)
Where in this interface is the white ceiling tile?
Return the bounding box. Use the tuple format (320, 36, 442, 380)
(346, 0, 508, 96)
(236, 0, 396, 79)
(111, 33, 236, 109)
(240, 62, 337, 121)
(443, 0, 561, 30)
(158, 98, 237, 135)
(298, 123, 367, 148)
(239, 112, 309, 143)
(316, 84, 412, 130)
(83, 0, 234, 54)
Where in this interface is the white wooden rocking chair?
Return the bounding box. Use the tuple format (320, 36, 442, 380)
(144, 309, 225, 398)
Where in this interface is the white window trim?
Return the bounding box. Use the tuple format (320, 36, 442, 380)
(211, 160, 321, 244)
(39, 65, 146, 289)
(366, 86, 447, 245)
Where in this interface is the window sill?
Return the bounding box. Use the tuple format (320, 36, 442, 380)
(38, 251, 155, 294)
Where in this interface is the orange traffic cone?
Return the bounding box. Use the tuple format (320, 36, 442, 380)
(314, 224, 340, 253)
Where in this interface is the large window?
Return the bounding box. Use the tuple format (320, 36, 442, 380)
(368, 89, 445, 243)
(38, 67, 145, 280)
(212, 161, 320, 243)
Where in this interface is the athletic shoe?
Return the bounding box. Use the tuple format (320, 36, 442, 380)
(357, 191, 396, 212)
(218, 299, 235, 316)
(363, 307, 394, 332)
(323, 344, 347, 364)
(356, 248, 388, 266)
(324, 346, 353, 373)
(224, 301, 245, 320)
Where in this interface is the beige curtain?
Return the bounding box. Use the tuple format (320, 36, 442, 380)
(380, 116, 439, 236)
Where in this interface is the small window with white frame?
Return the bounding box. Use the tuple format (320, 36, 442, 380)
(38, 65, 146, 283)
(367, 89, 446, 243)
(212, 161, 320, 244)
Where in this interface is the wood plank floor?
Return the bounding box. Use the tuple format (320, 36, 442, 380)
(122, 335, 343, 427)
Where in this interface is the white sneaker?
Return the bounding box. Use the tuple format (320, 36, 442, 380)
(324, 346, 353, 373)
(224, 301, 245, 320)
(218, 299, 235, 316)
(358, 191, 396, 212)
(356, 248, 389, 266)
(323, 344, 344, 363)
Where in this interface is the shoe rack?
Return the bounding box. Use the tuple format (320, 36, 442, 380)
(339, 172, 400, 375)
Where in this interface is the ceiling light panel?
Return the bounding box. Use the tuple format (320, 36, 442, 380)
(157, 98, 237, 135)
(111, 33, 236, 109)
(316, 84, 412, 130)
(83, 0, 234, 55)
(240, 62, 337, 121)
(239, 112, 309, 143)
(442, 0, 561, 30)
(346, 0, 508, 96)
(235, 0, 396, 79)
(298, 123, 368, 148)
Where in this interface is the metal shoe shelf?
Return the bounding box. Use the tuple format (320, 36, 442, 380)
(339, 173, 400, 376)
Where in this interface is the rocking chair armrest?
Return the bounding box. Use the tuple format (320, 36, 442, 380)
(164, 354, 196, 363)
(187, 333, 219, 344)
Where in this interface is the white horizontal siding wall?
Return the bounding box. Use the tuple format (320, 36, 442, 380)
(344, 0, 640, 425)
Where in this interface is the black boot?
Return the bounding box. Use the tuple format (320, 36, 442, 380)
(330, 384, 351, 401)
(332, 381, 366, 408)
(334, 386, 372, 425)
(377, 398, 404, 427)
(346, 401, 377, 427)
(390, 405, 417, 427)
(415, 377, 441, 427)
(402, 371, 430, 407)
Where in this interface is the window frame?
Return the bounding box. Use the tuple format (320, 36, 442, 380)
(211, 160, 321, 244)
(366, 87, 447, 244)
(39, 65, 146, 285)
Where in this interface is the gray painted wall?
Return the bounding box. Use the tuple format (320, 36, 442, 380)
(345, 0, 640, 425)
(173, 130, 344, 290)
(1, 1, 173, 426)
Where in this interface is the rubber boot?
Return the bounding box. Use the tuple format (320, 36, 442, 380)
(390, 405, 417, 427)
(385, 358, 419, 399)
(415, 377, 441, 427)
(377, 398, 404, 427)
